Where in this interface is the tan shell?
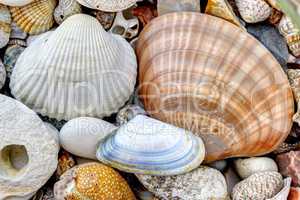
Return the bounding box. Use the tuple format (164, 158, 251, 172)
(137, 12, 294, 162)
(278, 15, 300, 57)
(236, 0, 272, 23)
(10, 0, 56, 35)
(205, 0, 244, 29)
(266, 0, 281, 10)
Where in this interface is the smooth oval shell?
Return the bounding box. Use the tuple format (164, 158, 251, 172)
(137, 12, 294, 162)
(97, 115, 205, 176)
(136, 166, 228, 200)
(0, 0, 34, 6)
(10, 0, 56, 35)
(0, 5, 11, 48)
(234, 157, 278, 179)
(54, 162, 136, 200)
(10, 14, 137, 120)
(59, 117, 117, 159)
(75, 0, 138, 12)
(236, 0, 272, 23)
(54, 0, 82, 24)
(232, 171, 284, 200)
(0, 94, 59, 200)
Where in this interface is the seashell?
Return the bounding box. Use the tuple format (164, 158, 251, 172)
(205, 0, 245, 29)
(137, 12, 294, 162)
(75, 0, 138, 12)
(0, 59, 6, 90)
(278, 15, 300, 57)
(0, 94, 59, 200)
(0, 0, 34, 6)
(266, 0, 282, 11)
(132, 4, 157, 27)
(8, 38, 27, 46)
(54, 162, 136, 200)
(224, 167, 241, 194)
(10, 14, 137, 120)
(54, 0, 82, 25)
(268, 178, 292, 200)
(10, 22, 27, 40)
(96, 115, 205, 176)
(32, 185, 55, 200)
(287, 69, 300, 126)
(91, 10, 116, 30)
(59, 117, 117, 159)
(56, 150, 76, 179)
(109, 10, 139, 40)
(3, 44, 25, 78)
(136, 166, 228, 200)
(116, 104, 147, 125)
(273, 141, 300, 154)
(157, 0, 200, 16)
(208, 160, 227, 172)
(0, 5, 11, 48)
(10, 0, 56, 35)
(26, 29, 54, 46)
(234, 157, 278, 179)
(268, 8, 283, 25)
(235, 0, 272, 23)
(232, 171, 284, 200)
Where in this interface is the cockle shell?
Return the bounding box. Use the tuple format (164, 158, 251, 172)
(0, 94, 59, 200)
(232, 171, 284, 200)
(0, 60, 6, 90)
(235, 0, 272, 23)
(75, 0, 138, 12)
(3, 44, 25, 78)
(234, 157, 278, 179)
(137, 12, 294, 162)
(10, 14, 137, 120)
(54, 0, 82, 25)
(97, 115, 205, 176)
(287, 69, 300, 126)
(54, 162, 136, 200)
(205, 0, 244, 29)
(136, 166, 228, 200)
(0, 5, 11, 48)
(0, 0, 34, 6)
(60, 117, 117, 159)
(10, 0, 56, 35)
(278, 15, 300, 57)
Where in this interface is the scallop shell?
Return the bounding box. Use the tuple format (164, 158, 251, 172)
(232, 171, 284, 200)
(137, 12, 294, 162)
(96, 115, 205, 176)
(10, 0, 56, 35)
(0, 94, 59, 200)
(75, 0, 138, 12)
(59, 117, 117, 159)
(0, 0, 34, 6)
(205, 0, 244, 29)
(234, 157, 278, 179)
(54, 162, 136, 200)
(0, 60, 6, 90)
(4, 44, 25, 78)
(54, 0, 82, 25)
(0, 4, 11, 48)
(235, 0, 272, 23)
(10, 14, 137, 120)
(278, 15, 300, 57)
(136, 166, 228, 200)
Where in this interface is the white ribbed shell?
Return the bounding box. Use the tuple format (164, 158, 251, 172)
(10, 14, 137, 120)
(75, 0, 137, 12)
(0, 0, 34, 6)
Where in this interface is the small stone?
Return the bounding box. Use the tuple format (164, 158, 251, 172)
(224, 167, 241, 194)
(208, 160, 227, 172)
(276, 151, 300, 186)
(157, 0, 200, 16)
(132, 4, 157, 27)
(247, 24, 289, 68)
(289, 187, 300, 200)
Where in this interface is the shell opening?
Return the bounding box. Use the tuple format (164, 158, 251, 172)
(0, 145, 29, 178)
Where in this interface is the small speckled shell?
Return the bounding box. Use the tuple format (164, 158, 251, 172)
(54, 0, 82, 24)
(54, 162, 136, 200)
(232, 171, 284, 200)
(267, 178, 292, 200)
(278, 15, 300, 57)
(116, 104, 147, 125)
(136, 166, 229, 200)
(287, 69, 300, 126)
(236, 0, 272, 23)
(0, 4, 11, 48)
(0, 59, 6, 89)
(10, 0, 56, 35)
(75, 0, 138, 12)
(3, 44, 25, 78)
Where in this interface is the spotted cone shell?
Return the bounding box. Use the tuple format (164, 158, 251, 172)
(137, 12, 294, 162)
